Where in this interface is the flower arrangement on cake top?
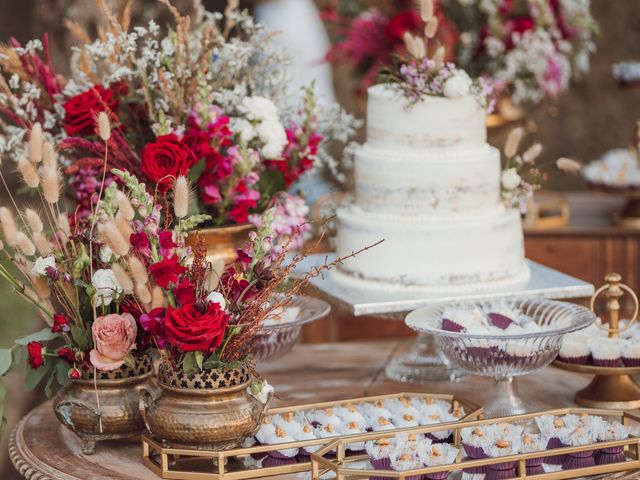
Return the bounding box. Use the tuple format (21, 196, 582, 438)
(0, 0, 358, 242)
(379, 0, 495, 110)
(322, 0, 598, 105)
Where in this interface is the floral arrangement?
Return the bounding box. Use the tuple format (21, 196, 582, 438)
(0, 0, 357, 244)
(322, 0, 598, 105)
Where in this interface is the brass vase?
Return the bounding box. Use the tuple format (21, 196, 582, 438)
(186, 224, 255, 264)
(140, 362, 272, 450)
(53, 354, 158, 455)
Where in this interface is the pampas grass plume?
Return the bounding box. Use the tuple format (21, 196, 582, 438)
(97, 111, 111, 142)
(419, 0, 433, 21)
(33, 232, 53, 255)
(424, 17, 438, 39)
(504, 127, 524, 159)
(29, 122, 43, 163)
(151, 286, 166, 309)
(16, 231, 36, 256)
(32, 276, 51, 299)
(173, 176, 189, 219)
(0, 207, 18, 246)
(58, 212, 71, 239)
(18, 156, 40, 188)
(111, 264, 134, 293)
(135, 282, 152, 305)
(115, 212, 133, 240)
(102, 221, 130, 256)
(557, 157, 582, 174)
(433, 46, 445, 68)
(41, 167, 60, 204)
(24, 208, 44, 233)
(42, 141, 57, 170)
(523, 143, 543, 163)
(116, 191, 135, 221)
(128, 256, 149, 285)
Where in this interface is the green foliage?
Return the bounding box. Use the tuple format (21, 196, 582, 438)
(15, 328, 60, 345)
(255, 170, 286, 211)
(24, 362, 52, 391)
(112, 168, 155, 217)
(0, 349, 12, 376)
(182, 352, 198, 375)
(175, 214, 212, 235)
(70, 325, 91, 351)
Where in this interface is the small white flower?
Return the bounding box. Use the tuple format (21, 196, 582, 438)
(257, 120, 287, 159)
(501, 168, 522, 191)
(206, 291, 227, 310)
(443, 70, 473, 99)
(92, 269, 124, 307)
(249, 380, 274, 405)
(99, 246, 114, 263)
(242, 96, 280, 122)
(32, 255, 56, 277)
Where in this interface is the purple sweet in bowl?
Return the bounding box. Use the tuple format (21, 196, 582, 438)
(442, 318, 464, 332)
(487, 313, 514, 330)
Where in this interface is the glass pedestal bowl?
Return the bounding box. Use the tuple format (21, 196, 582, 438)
(252, 296, 330, 362)
(405, 298, 595, 417)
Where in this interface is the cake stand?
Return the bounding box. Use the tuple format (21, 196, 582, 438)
(296, 255, 594, 383)
(405, 298, 595, 417)
(554, 272, 640, 409)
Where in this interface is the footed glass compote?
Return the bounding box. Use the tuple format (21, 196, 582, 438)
(405, 298, 595, 417)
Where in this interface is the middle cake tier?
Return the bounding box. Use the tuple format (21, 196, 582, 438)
(354, 143, 502, 216)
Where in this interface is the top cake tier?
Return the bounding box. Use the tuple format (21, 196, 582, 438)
(366, 84, 486, 149)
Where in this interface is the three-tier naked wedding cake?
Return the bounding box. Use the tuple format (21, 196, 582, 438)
(333, 84, 530, 295)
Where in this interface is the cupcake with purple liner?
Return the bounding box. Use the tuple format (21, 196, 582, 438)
(305, 407, 343, 429)
(504, 342, 535, 363)
(558, 337, 591, 364)
(272, 412, 304, 436)
(360, 400, 393, 428)
(596, 421, 629, 465)
(484, 437, 522, 480)
(519, 433, 546, 475)
(389, 450, 424, 480)
(396, 433, 426, 453)
(461, 426, 491, 475)
(366, 438, 396, 470)
(392, 412, 420, 428)
(335, 403, 367, 427)
(559, 426, 599, 470)
(264, 427, 300, 463)
(589, 338, 622, 367)
(421, 412, 452, 442)
(339, 421, 367, 452)
(292, 423, 319, 457)
(372, 416, 396, 432)
(255, 416, 277, 444)
(385, 397, 421, 420)
(313, 423, 341, 456)
(622, 340, 640, 367)
(413, 398, 449, 422)
(535, 415, 573, 465)
(417, 442, 459, 480)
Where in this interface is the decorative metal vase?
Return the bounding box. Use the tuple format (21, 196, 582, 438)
(186, 224, 255, 264)
(140, 362, 272, 450)
(53, 354, 157, 455)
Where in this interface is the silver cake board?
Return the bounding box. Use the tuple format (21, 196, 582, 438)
(298, 255, 595, 316)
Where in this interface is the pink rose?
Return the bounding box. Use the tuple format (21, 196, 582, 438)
(89, 313, 137, 371)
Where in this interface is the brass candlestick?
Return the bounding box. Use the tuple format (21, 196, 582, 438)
(555, 273, 640, 409)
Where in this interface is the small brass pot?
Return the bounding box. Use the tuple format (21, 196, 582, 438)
(186, 224, 255, 264)
(140, 362, 272, 450)
(53, 354, 157, 455)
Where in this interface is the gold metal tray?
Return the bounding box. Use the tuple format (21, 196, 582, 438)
(141, 392, 479, 480)
(311, 407, 640, 480)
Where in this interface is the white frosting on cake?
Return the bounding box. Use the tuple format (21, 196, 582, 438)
(333, 83, 528, 293)
(366, 84, 486, 149)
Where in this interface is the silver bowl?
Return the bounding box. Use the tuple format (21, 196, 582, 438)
(405, 298, 595, 417)
(252, 296, 330, 362)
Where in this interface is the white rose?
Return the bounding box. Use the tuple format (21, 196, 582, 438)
(257, 120, 287, 159)
(92, 269, 124, 307)
(32, 255, 56, 277)
(242, 96, 279, 122)
(99, 246, 114, 263)
(501, 168, 522, 191)
(235, 118, 256, 143)
(443, 70, 473, 98)
(206, 291, 227, 310)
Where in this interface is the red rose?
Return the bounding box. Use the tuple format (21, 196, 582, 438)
(57, 347, 77, 364)
(140, 134, 196, 192)
(164, 302, 229, 352)
(27, 342, 45, 369)
(52, 313, 71, 333)
(385, 10, 423, 44)
(149, 255, 187, 289)
(68, 367, 82, 380)
(63, 84, 118, 136)
(174, 280, 196, 305)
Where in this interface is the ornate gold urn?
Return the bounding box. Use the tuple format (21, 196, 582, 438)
(140, 362, 271, 450)
(186, 224, 255, 264)
(53, 354, 157, 454)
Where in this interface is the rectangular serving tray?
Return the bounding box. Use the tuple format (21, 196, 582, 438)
(311, 407, 640, 480)
(141, 392, 481, 480)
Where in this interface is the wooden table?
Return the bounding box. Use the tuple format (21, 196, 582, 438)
(7, 339, 635, 479)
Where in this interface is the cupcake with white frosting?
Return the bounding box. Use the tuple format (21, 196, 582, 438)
(293, 423, 319, 456)
(271, 411, 304, 437)
(590, 338, 622, 367)
(484, 437, 521, 480)
(366, 437, 395, 470)
(334, 403, 367, 427)
(418, 442, 459, 480)
(558, 426, 598, 470)
(596, 421, 629, 465)
(535, 415, 574, 465)
(520, 433, 546, 475)
(338, 421, 367, 452)
(558, 337, 591, 364)
(305, 407, 343, 430)
(371, 415, 396, 432)
(622, 340, 640, 367)
(390, 450, 423, 480)
(264, 427, 299, 462)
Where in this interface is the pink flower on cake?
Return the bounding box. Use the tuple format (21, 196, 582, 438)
(89, 313, 137, 371)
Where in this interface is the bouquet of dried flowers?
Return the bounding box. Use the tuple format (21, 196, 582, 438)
(0, 0, 358, 244)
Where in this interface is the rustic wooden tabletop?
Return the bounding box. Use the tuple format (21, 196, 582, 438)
(8, 339, 639, 479)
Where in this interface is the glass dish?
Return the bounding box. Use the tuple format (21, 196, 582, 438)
(405, 298, 595, 417)
(252, 296, 330, 362)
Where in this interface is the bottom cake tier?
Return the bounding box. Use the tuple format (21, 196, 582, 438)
(333, 205, 530, 295)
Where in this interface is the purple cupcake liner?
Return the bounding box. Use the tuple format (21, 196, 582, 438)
(251, 451, 268, 460)
(592, 358, 622, 368)
(463, 467, 487, 475)
(545, 438, 568, 465)
(426, 472, 450, 480)
(595, 446, 625, 465)
(623, 357, 640, 367)
(268, 450, 299, 460)
(485, 462, 517, 480)
(525, 463, 545, 476)
(558, 355, 590, 365)
(463, 444, 485, 459)
(262, 456, 299, 468)
(370, 457, 392, 470)
(562, 451, 595, 470)
(427, 433, 453, 443)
